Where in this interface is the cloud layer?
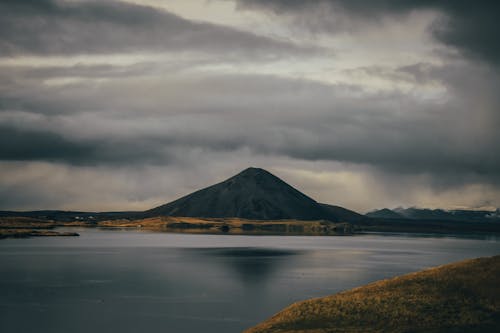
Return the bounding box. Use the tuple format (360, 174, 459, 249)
(1, 0, 499, 212)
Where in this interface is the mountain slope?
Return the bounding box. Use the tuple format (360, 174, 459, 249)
(146, 167, 328, 220)
(320, 204, 367, 223)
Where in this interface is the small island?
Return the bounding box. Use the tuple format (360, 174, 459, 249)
(0, 217, 80, 239)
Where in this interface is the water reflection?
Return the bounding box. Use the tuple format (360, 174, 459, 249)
(360, 231, 500, 241)
(192, 247, 302, 285)
(201, 248, 300, 257)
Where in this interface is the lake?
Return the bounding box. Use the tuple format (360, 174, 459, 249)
(1, 228, 499, 333)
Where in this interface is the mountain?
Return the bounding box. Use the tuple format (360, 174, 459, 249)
(146, 167, 362, 221)
(366, 208, 404, 219)
(392, 207, 500, 222)
(394, 207, 453, 220)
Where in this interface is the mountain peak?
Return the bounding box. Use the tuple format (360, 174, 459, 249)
(145, 167, 363, 221)
(230, 167, 281, 183)
(235, 167, 272, 177)
(241, 166, 265, 173)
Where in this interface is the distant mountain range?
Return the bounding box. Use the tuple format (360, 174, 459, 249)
(366, 207, 500, 223)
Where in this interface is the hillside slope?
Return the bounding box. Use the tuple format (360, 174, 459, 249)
(320, 204, 367, 223)
(245, 255, 500, 333)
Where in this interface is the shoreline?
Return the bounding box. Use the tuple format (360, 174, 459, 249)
(2, 215, 500, 239)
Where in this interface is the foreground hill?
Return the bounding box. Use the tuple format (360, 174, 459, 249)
(245, 255, 500, 333)
(146, 167, 362, 221)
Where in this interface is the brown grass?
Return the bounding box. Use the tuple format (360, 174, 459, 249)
(244, 255, 500, 333)
(0, 216, 57, 229)
(97, 216, 353, 235)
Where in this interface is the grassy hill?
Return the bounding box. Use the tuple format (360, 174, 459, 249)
(245, 255, 500, 333)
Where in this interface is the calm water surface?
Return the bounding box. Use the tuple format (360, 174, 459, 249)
(1, 228, 499, 333)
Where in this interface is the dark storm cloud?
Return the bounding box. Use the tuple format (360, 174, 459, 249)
(0, 125, 93, 162)
(236, 0, 500, 67)
(0, 0, 312, 57)
(431, 4, 500, 67)
(0, 123, 179, 165)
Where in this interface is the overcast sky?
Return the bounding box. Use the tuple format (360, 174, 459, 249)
(1, 0, 499, 212)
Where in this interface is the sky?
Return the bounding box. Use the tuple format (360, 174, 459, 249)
(1, 0, 499, 213)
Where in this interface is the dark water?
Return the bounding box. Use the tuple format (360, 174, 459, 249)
(1, 229, 499, 333)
